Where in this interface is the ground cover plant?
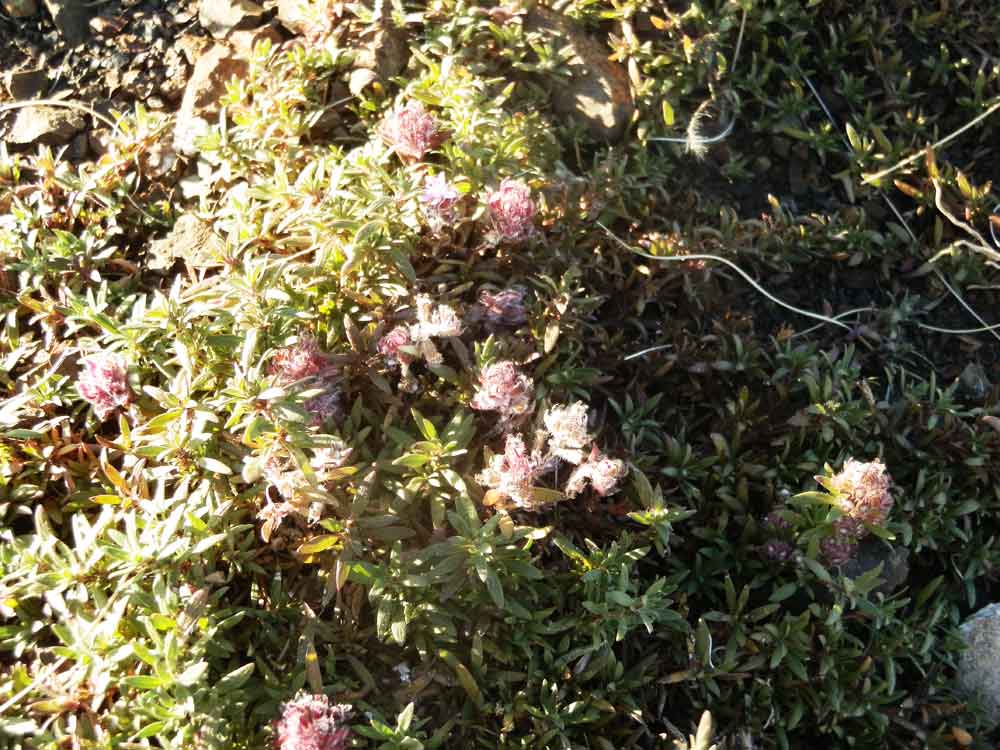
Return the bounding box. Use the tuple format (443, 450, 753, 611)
(4, 0, 1000, 747)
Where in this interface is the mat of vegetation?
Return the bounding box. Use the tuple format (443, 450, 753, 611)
(3, 0, 1000, 748)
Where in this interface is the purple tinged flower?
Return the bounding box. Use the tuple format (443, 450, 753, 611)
(478, 287, 528, 328)
(379, 101, 447, 162)
(564, 445, 628, 498)
(304, 387, 344, 428)
(470, 361, 534, 418)
(378, 326, 415, 367)
(825, 458, 893, 530)
(271, 337, 328, 384)
(765, 510, 791, 530)
(821, 529, 858, 567)
(274, 693, 352, 750)
(77, 351, 130, 421)
(820, 516, 865, 567)
(486, 178, 536, 243)
(762, 539, 794, 562)
(475, 434, 541, 508)
(421, 173, 461, 225)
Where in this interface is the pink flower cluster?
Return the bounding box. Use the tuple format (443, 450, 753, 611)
(486, 178, 536, 243)
(819, 458, 893, 566)
(379, 101, 447, 162)
(470, 361, 534, 419)
(475, 400, 627, 509)
(476, 434, 542, 508)
(415, 175, 537, 243)
(421, 173, 461, 227)
(270, 336, 328, 384)
(269, 336, 343, 428)
(478, 287, 528, 328)
(564, 445, 628, 498)
(377, 297, 463, 390)
(77, 351, 130, 421)
(826, 458, 893, 529)
(378, 326, 415, 368)
(274, 693, 352, 750)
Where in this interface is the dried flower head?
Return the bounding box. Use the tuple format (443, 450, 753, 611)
(258, 499, 296, 543)
(310, 441, 352, 473)
(411, 295, 463, 340)
(378, 326, 414, 368)
(478, 287, 528, 328)
(264, 458, 311, 506)
(274, 692, 352, 750)
(476, 434, 541, 508)
(379, 101, 446, 162)
(271, 337, 327, 384)
(378, 296, 464, 367)
(77, 351, 130, 421)
(543, 402, 592, 463)
(486, 178, 536, 243)
(825, 458, 893, 530)
(564, 446, 628, 498)
(762, 539, 794, 562)
(470, 361, 534, 418)
(421, 173, 461, 226)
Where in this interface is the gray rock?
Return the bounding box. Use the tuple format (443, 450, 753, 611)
(66, 132, 89, 160)
(276, 0, 309, 35)
(198, 0, 265, 38)
(2, 0, 38, 18)
(524, 6, 635, 142)
(227, 24, 284, 57)
(958, 603, 1000, 728)
(41, 0, 92, 44)
(960, 362, 991, 401)
(148, 214, 226, 270)
(348, 67, 376, 96)
(5, 68, 48, 100)
(839, 538, 909, 596)
(172, 43, 249, 155)
(353, 23, 409, 80)
(3, 106, 85, 146)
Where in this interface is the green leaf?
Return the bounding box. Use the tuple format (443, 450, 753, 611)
(397, 701, 416, 732)
(769, 582, 797, 603)
(150, 614, 176, 631)
(124, 675, 163, 690)
(199, 457, 232, 475)
(177, 661, 209, 687)
(135, 721, 167, 739)
(484, 568, 504, 609)
(411, 408, 437, 440)
(217, 663, 255, 692)
(297, 534, 343, 554)
(394, 453, 431, 469)
(789, 491, 837, 507)
(191, 533, 228, 554)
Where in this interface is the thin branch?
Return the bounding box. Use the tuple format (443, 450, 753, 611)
(597, 222, 852, 331)
(862, 98, 1000, 185)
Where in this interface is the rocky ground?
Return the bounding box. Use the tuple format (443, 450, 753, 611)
(1, 0, 351, 160)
